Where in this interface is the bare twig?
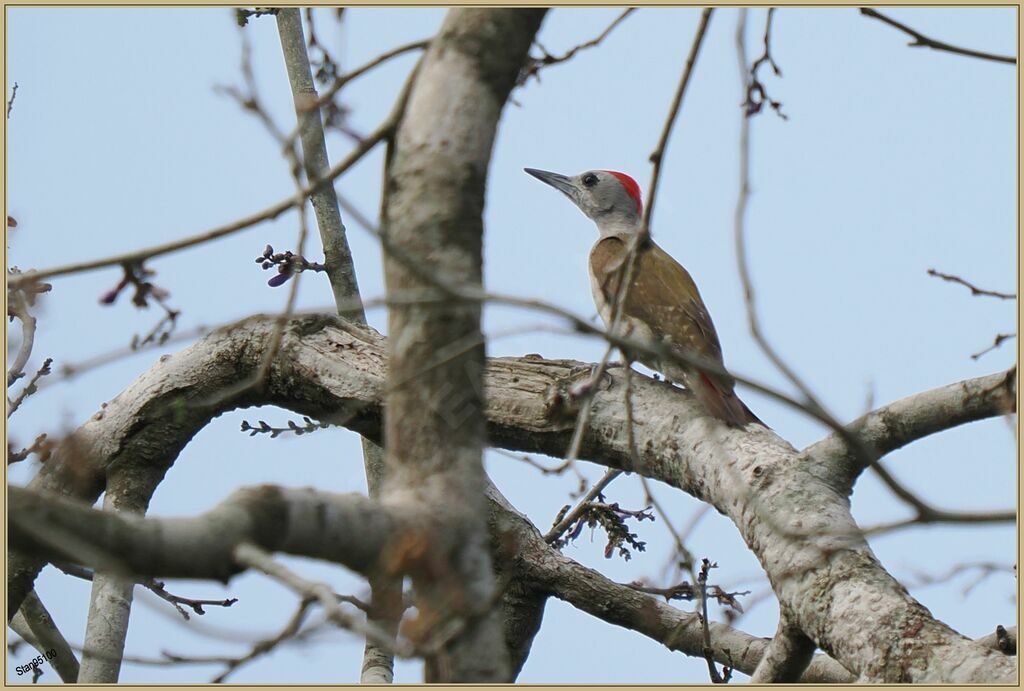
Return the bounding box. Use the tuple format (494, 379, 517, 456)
(304, 38, 429, 117)
(643, 8, 714, 232)
(8, 358, 52, 418)
(742, 8, 786, 119)
(210, 598, 314, 683)
(869, 460, 1014, 533)
(145, 580, 238, 621)
(53, 561, 237, 621)
(861, 508, 1014, 536)
(555, 344, 617, 489)
(861, 451, 1015, 535)
(640, 475, 697, 577)
(735, 9, 876, 467)
(7, 81, 18, 118)
(860, 8, 1016, 65)
(927, 268, 1015, 300)
(6, 120, 392, 291)
(972, 333, 1016, 361)
(902, 560, 1014, 597)
(8, 433, 52, 465)
(6, 282, 45, 386)
(545, 467, 623, 543)
(240, 416, 330, 438)
(525, 8, 635, 79)
(698, 558, 728, 683)
(231, 542, 413, 657)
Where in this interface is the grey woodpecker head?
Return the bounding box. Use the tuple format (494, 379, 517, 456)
(524, 168, 644, 236)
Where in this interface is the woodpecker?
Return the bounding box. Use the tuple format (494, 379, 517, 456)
(525, 167, 763, 427)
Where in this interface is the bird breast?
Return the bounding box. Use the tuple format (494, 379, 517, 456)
(590, 270, 662, 361)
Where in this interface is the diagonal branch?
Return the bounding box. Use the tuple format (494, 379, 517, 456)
(7, 114, 394, 291)
(643, 8, 713, 233)
(750, 611, 816, 682)
(10, 590, 80, 683)
(275, 10, 402, 681)
(860, 8, 1016, 65)
(527, 8, 635, 74)
(805, 367, 1016, 493)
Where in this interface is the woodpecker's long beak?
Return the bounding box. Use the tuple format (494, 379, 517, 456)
(524, 168, 577, 202)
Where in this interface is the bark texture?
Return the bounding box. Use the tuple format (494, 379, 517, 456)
(380, 8, 546, 682)
(7, 315, 1014, 682)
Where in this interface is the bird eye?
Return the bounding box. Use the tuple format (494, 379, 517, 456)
(582, 173, 598, 188)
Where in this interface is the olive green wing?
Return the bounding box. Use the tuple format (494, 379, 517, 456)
(591, 236, 727, 372)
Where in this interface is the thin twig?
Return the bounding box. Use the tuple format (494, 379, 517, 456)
(927, 268, 1016, 300)
(7, 117, 392, 291)
(7, 81, 18, 118)
(8, 433, 52, 465)
(864, 461, 1014, 535)
(545, 467, 623, 543)
(55, 561, 241, 623)
(144, 580, 238, 621)
(558, 10, 716, 498)
(232, 542, 413, 657)
(526, 9, 635, 78)
(735, 9, 875, 464)
(302, 39, 429, 118)
(861, 510, 1016, 536)
(643, 8, 714, 232)
(640, 475, 697, 577)
(735, 9, 819, 408)
(7, 287, 39, 386)
(902, 561, 1014, 597)
(8, 358, 52, 418)
(860, 8, 1015, 65)
(210, 598, 314, 683)
(743, 8, 786, 119)
(698, 558, 727, 683)
(556, 344, 617, 487)
(971, 333, 1015, 361)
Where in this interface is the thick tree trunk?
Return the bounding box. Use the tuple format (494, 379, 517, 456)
(380, 8, 546, 682)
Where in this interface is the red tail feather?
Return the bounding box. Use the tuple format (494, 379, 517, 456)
(697, 373, 766, 428)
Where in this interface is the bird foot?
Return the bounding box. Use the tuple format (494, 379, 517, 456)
(568, 363, 616, 400)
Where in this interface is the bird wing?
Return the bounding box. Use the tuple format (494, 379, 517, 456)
(590, 236, 729, 377)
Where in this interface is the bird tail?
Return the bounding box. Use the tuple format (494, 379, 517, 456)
(695, 372, 766, 428)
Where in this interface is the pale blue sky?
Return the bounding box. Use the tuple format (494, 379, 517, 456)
(6, 6, 1017, 683)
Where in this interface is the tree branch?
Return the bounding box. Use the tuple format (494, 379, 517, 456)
(490, 487, 853, 682)
(643, 8, 713, 233)
(275, 10, 402, 681)
(750, 612, 816, 682)
(7, 314, 1014, 682)
(525, 8, 634, 77)
(277, 8, 364, 316)
(805, 368, 1015, 493)
(6, 109, 395, 291)
(10, 590, 80, 683)
(860, 8, 1016, 65)
(10, 484, 396, 584)
(380, 8, 547, 681)
(927, 267, 1016, 299)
